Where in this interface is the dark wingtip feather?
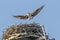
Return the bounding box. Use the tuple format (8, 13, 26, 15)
(42, 5, 45, 8)
(40, 5, 45, 10)
(13, 16, 16, 17)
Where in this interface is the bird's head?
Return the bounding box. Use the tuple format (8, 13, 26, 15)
(25, 13, 31, 17)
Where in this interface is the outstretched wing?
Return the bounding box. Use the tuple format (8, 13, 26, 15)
(31, 5, 45, 17)
(13, 15, 28, 19)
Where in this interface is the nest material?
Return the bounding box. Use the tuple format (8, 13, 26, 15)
(3, 23, 43, 40)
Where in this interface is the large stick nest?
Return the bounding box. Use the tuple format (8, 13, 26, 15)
(3, 23, 43, 40)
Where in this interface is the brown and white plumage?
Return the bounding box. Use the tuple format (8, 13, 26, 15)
(13, 5, 45, 20)
(14, 15, 28, 19)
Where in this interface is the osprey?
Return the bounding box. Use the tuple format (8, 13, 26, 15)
(13, 5, 44, 20)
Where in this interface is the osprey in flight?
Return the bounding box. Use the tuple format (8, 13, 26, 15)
(13, 5, 44, 20)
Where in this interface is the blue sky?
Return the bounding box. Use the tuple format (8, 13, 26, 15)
(0, 0, 60, 40)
